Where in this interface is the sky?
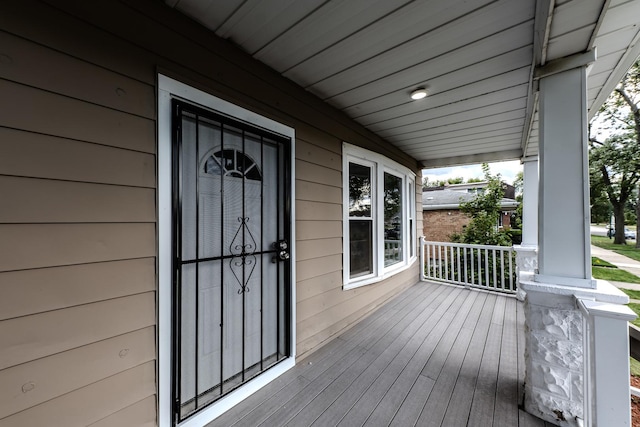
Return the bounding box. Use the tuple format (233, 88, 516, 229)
(422, 160, 522, 186)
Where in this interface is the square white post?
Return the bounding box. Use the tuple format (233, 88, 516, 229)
(536, 67, 593, 288)
(522, 59, 635, 427)
(578, 299, 636, 427)
(521, 158, 539, 248)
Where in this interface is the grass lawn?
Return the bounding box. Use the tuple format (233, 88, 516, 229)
(632, 357, 640, 376)
(592, 256, 616, 268)
(622, 288, 640, 300)
(592, 235, 640, 374)
(592, 266, 640, 283)
(591, 235, 640, 262)
(628, 303, 640, 328)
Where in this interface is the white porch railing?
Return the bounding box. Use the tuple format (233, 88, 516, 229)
(420, 238, 517, 294)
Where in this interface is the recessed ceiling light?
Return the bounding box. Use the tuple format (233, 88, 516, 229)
(410, 88, 427, 100)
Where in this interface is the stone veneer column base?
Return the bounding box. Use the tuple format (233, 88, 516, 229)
(520, 279, 629, 427)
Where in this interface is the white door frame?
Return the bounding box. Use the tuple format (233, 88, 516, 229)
(157, 75, 296, 427)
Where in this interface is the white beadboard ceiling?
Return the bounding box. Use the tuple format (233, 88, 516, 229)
(166, 0, 640, 168)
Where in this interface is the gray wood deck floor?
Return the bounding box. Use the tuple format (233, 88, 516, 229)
(207, 282, 555, 427)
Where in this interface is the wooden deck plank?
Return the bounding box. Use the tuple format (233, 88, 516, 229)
(288, 286, 460, 426)
(440, 293, 498, 426)
(421, 290, 485, 380)
(367, 288, 483, 427)
(206, 283, 531, 427)
(210, 283, 434, 426)
(467, 291, 507, 427)
(334, 289, 481, 427)
(311, 287, 466, 426)
(415, 292, 490, 427)
(493, 297, 520, 427)
(387, 375, 436, 427)
(356, 283, 451, 350)
(241, 346, 371, 426)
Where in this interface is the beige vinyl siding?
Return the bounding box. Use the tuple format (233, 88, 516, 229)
(0, 362, 156, 427)
(0, 1, 158, 424)
(88, 396, 157, 427)
(0, 0, 421, 424)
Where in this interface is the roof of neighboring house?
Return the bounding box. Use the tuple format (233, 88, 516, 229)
(422, 189, 519, 211)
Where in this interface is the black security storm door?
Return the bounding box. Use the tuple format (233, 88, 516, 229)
(171, 100, 291, 422)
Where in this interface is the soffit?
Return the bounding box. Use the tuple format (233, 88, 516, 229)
(166, 0, 640, 167)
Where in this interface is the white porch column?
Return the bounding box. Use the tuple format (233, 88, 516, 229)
(521, 158, 539, 248)
(536, 66, 592, 288)
(515, 158, 539, 297)
(521, 58, 635, 427)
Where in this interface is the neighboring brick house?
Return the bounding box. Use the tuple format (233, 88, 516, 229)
(422, 182, 518, 242)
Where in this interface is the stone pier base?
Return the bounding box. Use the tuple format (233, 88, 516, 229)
(523, 289, 583, 426)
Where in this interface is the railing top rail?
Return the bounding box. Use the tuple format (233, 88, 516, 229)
(422, 240, 514, 251)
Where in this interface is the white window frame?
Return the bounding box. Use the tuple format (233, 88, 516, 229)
(343, 143, 416, 290)
(157, 75, 296, 427)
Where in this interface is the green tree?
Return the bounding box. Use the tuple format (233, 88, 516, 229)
(589, 59, 640, 245)
(422, 175, 476, 189)
(451, 164, 511, 246)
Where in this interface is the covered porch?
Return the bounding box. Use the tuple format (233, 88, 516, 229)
(207, 281, 552, 427)
(2, 1, 640, 426)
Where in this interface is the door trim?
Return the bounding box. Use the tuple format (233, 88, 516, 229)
(158, 74, 296, 427)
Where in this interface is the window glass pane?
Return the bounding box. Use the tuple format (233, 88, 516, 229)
(349, 163, 371, 217)
(384, 172, 403, 267)
(349, 220, 373, 278)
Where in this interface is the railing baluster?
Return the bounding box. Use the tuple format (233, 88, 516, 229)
(452, 246, 456, 283)
(471, 248, 475, 286)
(492, 249, 497, 289)
(456, 247, 461, 284)
(484, 249, 489, 287)
(463, 247, 467, 285)
(477, 248, 482, 287)
(509, 248, 516, 291)
(438, 244, 442, 280)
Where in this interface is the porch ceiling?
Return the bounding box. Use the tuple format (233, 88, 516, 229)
(166, 0, 640, 168)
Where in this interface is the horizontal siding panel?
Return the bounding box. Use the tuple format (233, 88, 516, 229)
(297, 270, 344, 302)
(88, 396, 156, 427)
(296, 238, 342, 262)
(0, 223, 155, 272)
(297, 254, 342, 282)
(296, 180, 341, 204)
(0, 0, 155, 85)
(0, 292, 155, 370)
(0, 327, 155, 419)
(0, 258, 155, 321)
(0, 176, 155, 223)
(296, 159, 341, 187)
(0, 128, 155, 187)
(0, 31, 155, 119)
(0, 361, 156, 427)
(296, 220, 342, 241)
(297, 286, 359, 323)
(0, 79, 155, 153)
(296, 139, 342, 171)
(296, 200, 341, 221)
